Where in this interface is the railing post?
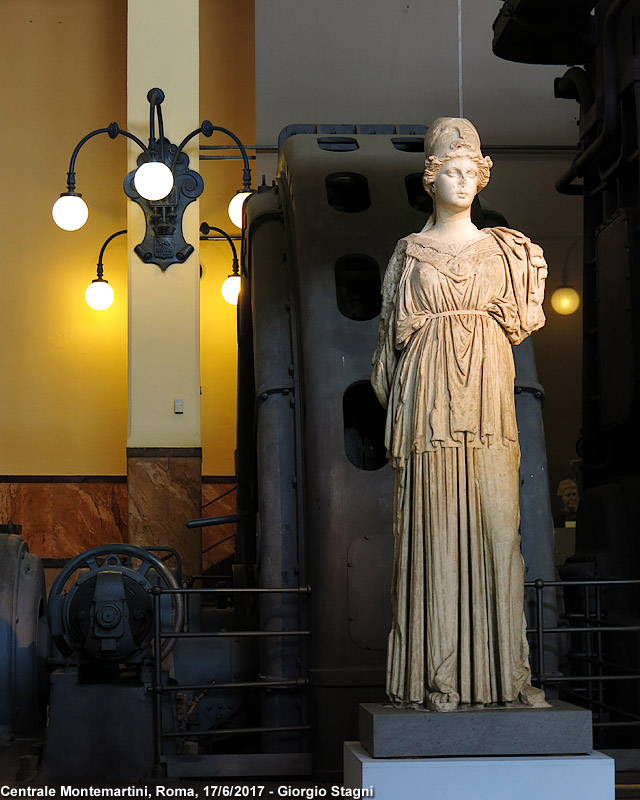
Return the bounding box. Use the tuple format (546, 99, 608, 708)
(151, 585, 164, 770)
(535, 578, 545, 685)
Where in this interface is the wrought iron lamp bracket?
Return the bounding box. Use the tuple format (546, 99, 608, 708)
(54, 89, 252, 273)
(124, 138, 204, 271)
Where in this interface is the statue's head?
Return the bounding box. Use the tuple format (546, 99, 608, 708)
(422, 117, 492, 197)
(557, 478, 579, 513)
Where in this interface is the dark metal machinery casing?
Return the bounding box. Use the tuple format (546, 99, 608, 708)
(493, 0, 640, 745)
(0, 528, 48, 742)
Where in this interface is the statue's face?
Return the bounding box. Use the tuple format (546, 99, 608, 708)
(561, 485, 579, 512)
(431, 155, 479, 212)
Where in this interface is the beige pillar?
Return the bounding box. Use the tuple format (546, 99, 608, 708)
(126, 0, 202, 574)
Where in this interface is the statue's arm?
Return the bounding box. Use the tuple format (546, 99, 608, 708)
(488, 227, 548, 344)
(371, 238, 408, 409)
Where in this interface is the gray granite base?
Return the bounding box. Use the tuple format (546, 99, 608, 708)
(359, 699, 593, 758)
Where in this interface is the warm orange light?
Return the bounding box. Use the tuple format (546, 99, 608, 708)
(551, 286, 580, 316)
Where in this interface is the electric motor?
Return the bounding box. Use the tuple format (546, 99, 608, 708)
(48, 544, 184, 664)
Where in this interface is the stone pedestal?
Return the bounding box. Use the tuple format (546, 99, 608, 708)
(359, 699, 592, 757)
(345, 701, 615, 799)
(344, 742, 615, 800)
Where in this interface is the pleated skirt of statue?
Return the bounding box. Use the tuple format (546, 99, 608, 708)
(386, 443, 536, 707)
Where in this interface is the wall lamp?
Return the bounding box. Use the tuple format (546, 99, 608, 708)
(200, 222, 241, 305)
(52, 88, 253, 271)
(551, 238, 581, 316)
(85, 229, 126, 311)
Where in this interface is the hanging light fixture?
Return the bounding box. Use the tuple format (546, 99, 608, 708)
(551, 286, 580, 315)
(52, 193, 89, 231)
(52, 89, 253, 270)
(200, 222, 241, 306)
(228, 190, 253, 229)
(85, 229, 126, 311)
(198, 130, 254, 230)
(551, 238, 581, 316)
(221, 272, 241, 306)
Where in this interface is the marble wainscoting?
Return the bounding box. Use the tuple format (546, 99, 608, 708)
(201, 481, 237, 571)
(0, 478, 126, 557)
(0, 475, 237, 572)
(127, 448, 203, 576)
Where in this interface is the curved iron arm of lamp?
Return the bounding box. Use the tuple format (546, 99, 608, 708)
(146, 87, 166, 163)
(96, 229, 127, 281)
(62, 88, 171, 195)
(176, 123, 252, 191)
(199, 222, 239, 274)
(63, 123, 149, 195)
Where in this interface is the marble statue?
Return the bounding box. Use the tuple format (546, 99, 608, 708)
(372, 118, 549, 711)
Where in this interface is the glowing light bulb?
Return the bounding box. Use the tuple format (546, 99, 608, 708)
(221, 274, 241, 305)
(133, 161, 174, 201)
(551, 286, 580, 316)
(228, 191, 253, 229)
(85, 279, 115, 311)
(52, 193, 89, 231)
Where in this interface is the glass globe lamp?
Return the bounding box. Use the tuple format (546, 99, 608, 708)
(85, 278, 115, 311)
(52, 193, 89, 231)
(221, 274, 241, 305)
(133, 161, 174, 201)
(551, 286, 580, 316)
(228, 191, 253, 229)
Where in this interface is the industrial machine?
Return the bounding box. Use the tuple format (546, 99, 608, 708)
(0, 524, 48, 747)
(494, 0, 640, 747)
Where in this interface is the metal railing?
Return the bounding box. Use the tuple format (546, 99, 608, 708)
(525, 577, 640, 736)
(149, 583, 311, 766)
(148, 576, 639, 765)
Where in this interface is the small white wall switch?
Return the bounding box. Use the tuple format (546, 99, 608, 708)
(174, 399, 184, 414)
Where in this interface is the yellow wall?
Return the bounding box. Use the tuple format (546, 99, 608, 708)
(0, 0, 254, 477)
(199, 0, 255, 475)
(0, 1, 128, 475)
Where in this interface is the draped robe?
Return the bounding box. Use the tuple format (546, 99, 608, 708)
(371, 226, 548, 708)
